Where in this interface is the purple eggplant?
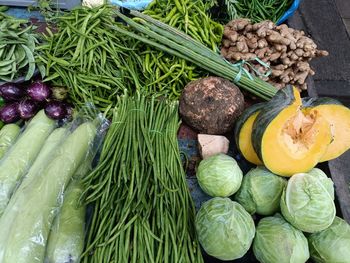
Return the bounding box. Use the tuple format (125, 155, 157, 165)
(45, 100, 67, 120)
(0, 84, 25, 101)
(0, 103, 20, 123)
(27, 81, 52, 102)
(18, 99, 38, 120)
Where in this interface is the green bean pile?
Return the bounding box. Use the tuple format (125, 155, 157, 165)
(0, 14, 38, 82)
(82, 92, 203, 263)
(36, 6, 143, 111)
(140, 0, 223, 97)
(226, 0, 293, 23)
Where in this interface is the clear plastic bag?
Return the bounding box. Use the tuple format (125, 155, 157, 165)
(0, 109, 108, 263)
(0, 110, 57, 216)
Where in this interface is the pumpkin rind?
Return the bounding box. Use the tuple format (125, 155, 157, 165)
(252, 86, 332, 176)
(234, 103, 265, 165)
(303, 97, 350, 162)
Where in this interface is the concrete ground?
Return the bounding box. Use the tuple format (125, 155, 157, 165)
(295, 0, 350, 106)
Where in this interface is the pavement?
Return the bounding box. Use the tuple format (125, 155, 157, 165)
(295, 0, 350, 106)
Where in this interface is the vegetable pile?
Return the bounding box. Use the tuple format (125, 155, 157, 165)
(221, 19, 329, 90)
(82, 92, 202, 262)
(0, 2, 349, 263)
(0, 81, 71, 123)
(0, 13, 39, 82)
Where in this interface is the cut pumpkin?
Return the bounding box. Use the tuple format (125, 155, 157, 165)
(303, 97, 350, 162)
(252, 86, 332, 177)
(234, 103, 265, 165)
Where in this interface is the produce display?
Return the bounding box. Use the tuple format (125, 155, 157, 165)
(0, 2, 349, 263)
(0, 14, 39, 82)
(221, 19, 328, 90)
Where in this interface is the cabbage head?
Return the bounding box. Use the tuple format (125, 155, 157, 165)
(280, 173, 336, 233)
(308, 216, 350, 263)
(235, 166, 287, 215)
(307, 168, 334, 199)
(253, 213, 309, 263)
(197, 154, 243, 197)
(195, 197, 255, 260)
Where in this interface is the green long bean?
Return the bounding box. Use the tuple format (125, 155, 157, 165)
(82, 92, 203, 262)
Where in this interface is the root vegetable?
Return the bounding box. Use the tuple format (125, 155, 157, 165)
(221, 19, 328, 91)
(198, 134, 230, 159)
(179, 77, 244, 134)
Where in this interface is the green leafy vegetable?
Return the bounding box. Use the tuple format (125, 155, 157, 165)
(197, 154, 243, 197)
(196, 197, 255, 261)
(308, 216, 350, 263)
(280, 173, 336, 233)
(253, 213, 309, 263)
(235, 166, 287, 215)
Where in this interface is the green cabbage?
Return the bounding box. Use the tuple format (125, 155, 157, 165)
(253, 213, 309, 263)
(307, 168, 334, 199)
(308, 216, 350, 263)
(196, 154, 243, 197)
(280, 173, 336, 233)
(235, 166, 287, 215)
(195, 197, 255, 260)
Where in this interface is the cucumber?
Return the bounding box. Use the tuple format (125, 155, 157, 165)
(0, 122, 97, 263)
(0, 124, 21, 160)
(0, 110, 56, 215)
(46, 180, 85, 263)
(0, 128, 67, 256)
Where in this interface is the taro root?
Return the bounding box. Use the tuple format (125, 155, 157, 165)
(179, 77, 244, 134)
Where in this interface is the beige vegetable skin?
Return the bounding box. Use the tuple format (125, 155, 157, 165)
(198, 134, 230, 159)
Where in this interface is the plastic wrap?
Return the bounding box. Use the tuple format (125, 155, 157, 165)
(0, 112, 107, 263)
(0, 110, 56, 216)
(45, 180, 85, 263)
(0, 123, 21, 160)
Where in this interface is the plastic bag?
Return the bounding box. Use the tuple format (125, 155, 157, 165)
(45, 180, 86, 263)
(0, 110, 56, 216)
(110, 0, 153, 10)
(0, 108, 108, 263)
(277, 0, 300, 25)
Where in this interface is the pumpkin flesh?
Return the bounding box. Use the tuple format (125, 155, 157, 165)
(305, 101, 350, 162)
(238, 111, 263, 165)
(261, 108, 331, 176)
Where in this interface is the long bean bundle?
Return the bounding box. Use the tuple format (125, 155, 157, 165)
(36, 6, 143, 111)
(112, 9, 277, 100)
(82, 92, 203, 262)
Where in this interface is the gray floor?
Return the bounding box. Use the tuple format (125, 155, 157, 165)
(296, 0, 350, 106)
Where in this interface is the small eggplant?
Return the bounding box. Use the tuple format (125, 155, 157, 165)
(0, 103, 20, 123)
(45, 100, 67, 120)
(0, 84, 25, 101)
(18, 99, 38, 120)
(27, 81, 52, 102)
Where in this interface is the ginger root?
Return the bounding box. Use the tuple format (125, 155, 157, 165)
(221, 19, 328, 91)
